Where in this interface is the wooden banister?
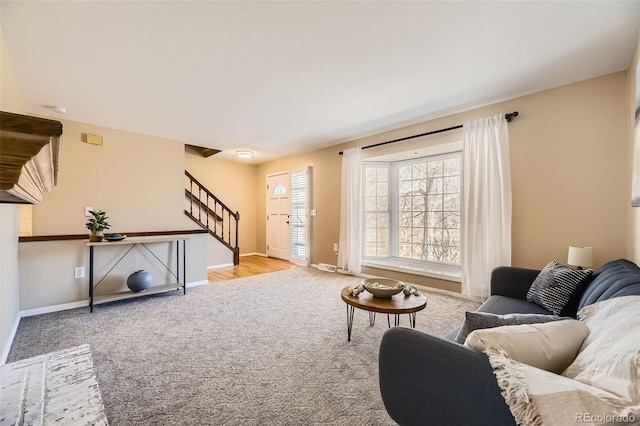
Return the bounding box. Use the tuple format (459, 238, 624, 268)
(184, 170, 240, 265)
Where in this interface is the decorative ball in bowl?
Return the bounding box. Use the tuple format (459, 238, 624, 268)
(362, 278, 405, 298)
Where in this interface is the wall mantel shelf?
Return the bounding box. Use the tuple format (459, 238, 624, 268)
(85, 235, 188, 247)
(19, 229, 207, 243)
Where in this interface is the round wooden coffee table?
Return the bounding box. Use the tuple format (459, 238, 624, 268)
(340, 287, 427, 341)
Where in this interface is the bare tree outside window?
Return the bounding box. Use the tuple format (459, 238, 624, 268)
(364, 152, 461, 266)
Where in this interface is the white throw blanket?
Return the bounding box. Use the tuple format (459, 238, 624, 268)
(487, 348, 639, 426)
(486, 296, 640, 426)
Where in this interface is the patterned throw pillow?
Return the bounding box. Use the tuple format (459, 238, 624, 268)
(526, 261, 593, 315)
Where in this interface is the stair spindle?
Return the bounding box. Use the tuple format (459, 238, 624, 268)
(189, 180, 193, 215)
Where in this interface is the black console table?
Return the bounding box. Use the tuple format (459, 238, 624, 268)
(86, 235, 188, 312)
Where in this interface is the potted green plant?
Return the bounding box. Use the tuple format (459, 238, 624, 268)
(86, 209, 111, 242)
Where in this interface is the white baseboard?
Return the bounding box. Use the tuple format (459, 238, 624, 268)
(207, 263, 234, 269)
(186, 280, 209, 288)
(208, 253, 267, 268)
(19, 281, 209, 318)
(0, 314, 21, 365)
(241, 252, 267, 257)
(20, 300, 89, 318)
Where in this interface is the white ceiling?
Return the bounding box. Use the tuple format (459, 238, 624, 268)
(2, 1, 639, 164)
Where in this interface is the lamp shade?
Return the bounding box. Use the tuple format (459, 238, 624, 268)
(567, 246, 593, 268)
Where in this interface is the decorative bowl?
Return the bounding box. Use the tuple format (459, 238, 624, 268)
(362, 278, 405, 298)
(103, 233, 126, 242)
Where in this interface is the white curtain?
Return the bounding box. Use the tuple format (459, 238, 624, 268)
(462, 114, 512, 300)
(337, 147, 362, 274)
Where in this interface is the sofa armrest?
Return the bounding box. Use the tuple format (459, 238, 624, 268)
(491, 266, 540, 300)
(379, 327, 515, 426)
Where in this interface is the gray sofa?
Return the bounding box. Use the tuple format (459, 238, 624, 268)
(378, 259, 640, 426)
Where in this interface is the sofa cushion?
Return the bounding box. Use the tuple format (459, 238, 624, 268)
(563, 295, 640, 403)
(477, 295, 553, 316)
(454, 311, 568, 344)
(526, 260, 593, 315)
(465, 320, 589, 374)
(578, 259, 640, 311)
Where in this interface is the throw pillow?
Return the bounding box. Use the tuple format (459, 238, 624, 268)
(526, 260, 593, 315)
(453, 311, 570, 344)
(465, 319, 589, 373)
(563, 295, 640, 403)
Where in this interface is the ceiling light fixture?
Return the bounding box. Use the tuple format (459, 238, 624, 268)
(235, 150, 254, 159)
(43, 105, 67, 114)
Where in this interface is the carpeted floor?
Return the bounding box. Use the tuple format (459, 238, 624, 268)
(8, 267, 480, 425)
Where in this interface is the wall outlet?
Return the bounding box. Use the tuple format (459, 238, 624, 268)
(85, 207, 93, 217)
(74, 267, 85, 279)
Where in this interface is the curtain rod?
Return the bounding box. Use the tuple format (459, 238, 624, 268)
(338, 111, 519, 155)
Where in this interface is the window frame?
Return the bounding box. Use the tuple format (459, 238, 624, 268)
(290, 167, 311, 266)
(361, 150, 463, 281)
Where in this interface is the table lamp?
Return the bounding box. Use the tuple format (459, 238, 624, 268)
(567, 246, 593, 269)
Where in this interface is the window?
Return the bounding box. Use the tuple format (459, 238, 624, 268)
(273, 184, 286, 195)
(364, 164, 389, 257)
(363, 151, 462, 276)
(290, 167, 311, 265)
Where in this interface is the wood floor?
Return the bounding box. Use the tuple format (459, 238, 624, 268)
(207, 255, 298, 283)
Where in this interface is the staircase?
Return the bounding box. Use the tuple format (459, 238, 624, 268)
(184, 170, 240, 265)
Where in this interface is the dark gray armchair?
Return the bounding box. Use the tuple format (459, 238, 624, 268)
(379, 327, 515, 425)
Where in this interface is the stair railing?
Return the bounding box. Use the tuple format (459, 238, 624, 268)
(184, 170, 240, 265)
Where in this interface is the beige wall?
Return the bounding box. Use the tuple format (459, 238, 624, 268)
(256, 147, 342, 261)
(257, 72, 630, 291)
(628, 32, 640, 264)
(0, 206, 20, 363)
(18, 233, 207, 311)
(507, 73, 627, 269)
(185, 150, 258, 263)
(0, 27, 25, 363)
(17, 120, 211, 311)
(32, 119, 195, 234)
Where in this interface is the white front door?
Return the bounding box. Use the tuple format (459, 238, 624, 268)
(267, 172, 291, 260)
